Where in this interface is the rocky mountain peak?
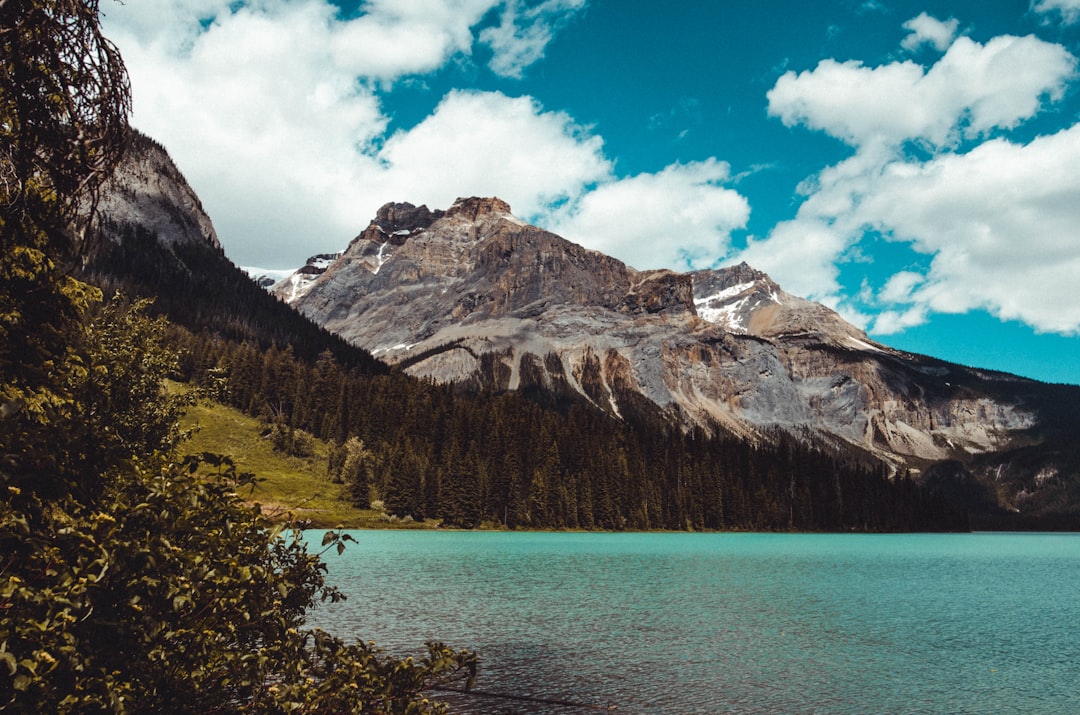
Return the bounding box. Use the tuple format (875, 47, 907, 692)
(346, 201, 445, 250)
(375, 202, 443, 239)
(690, 262, 871, 349)
(444, 196, 513, 222)
(690, 263, 785, 335)
(717, 261, 778, 291)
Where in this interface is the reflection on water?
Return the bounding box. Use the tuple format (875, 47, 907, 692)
(308, 531, 1080, 714)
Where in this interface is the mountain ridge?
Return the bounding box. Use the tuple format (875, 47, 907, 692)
(278, 196, 1080, 524)
(77, 130, 385, 371)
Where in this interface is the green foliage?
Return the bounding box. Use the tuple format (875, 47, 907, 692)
(1, 450, 476, 713)
(2, 296, 475, 712)
(177, 395, 399, 528)
(74, 295, 191, 479)
(2, 3, 474, 711)
(329, 437, 375, 508)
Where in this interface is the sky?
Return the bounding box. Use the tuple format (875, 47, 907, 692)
(100, 0, 1080, 385)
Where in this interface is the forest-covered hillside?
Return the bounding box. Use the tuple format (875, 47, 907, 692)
(166, 330, 966, 532)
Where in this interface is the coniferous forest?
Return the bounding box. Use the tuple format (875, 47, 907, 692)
(171, 330, 968, 533)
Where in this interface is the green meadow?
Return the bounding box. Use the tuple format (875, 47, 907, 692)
(178, 393, 435, 530)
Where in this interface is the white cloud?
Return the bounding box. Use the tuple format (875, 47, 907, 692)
(546, 160, 750, 271)
(479, 0, 587, 78)
(858, 127, 1080, 334)
(741, 120, 1080, 337)
(734, 218, 848, 303)
(107, 0, 498, 80)
(872, 306, 929, 334)
(742, 25, 1080, 337)
(878, 270, 925, 304)
(1033, 0, 1080, 25)
(106, 1, 394, 261)
(100, 0, 594, 266)
(901, 13, 959, 53)
(767, 34, 1076, 149)
(378, 90, 611, 218)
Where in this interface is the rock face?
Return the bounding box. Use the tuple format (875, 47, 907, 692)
(280, 197, 1080, 518)
(94, 131, 221, 251)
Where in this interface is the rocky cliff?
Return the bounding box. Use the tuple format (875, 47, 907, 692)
(280, 197, 1080, 521)
(93, 131, 221, 251)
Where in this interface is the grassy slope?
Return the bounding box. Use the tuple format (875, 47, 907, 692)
(178, 394, 434, 529)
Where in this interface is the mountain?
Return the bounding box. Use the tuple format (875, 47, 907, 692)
(279, 196, 1080, 526)
(77, 131, 383, 371)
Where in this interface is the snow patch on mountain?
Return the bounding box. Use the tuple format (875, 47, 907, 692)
(844, 335, 885, 353)
(695, 281, 757, 331)
(242, 266, 295, 288)
(698, 281, 756, 305)
(700, 295, 751, 332)
(373, 241, 391, 274)
(276, 272, 320, 302)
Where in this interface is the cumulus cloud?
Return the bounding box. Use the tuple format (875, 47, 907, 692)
(878, 271, 925, 304)
(106, 1, 394, 261)
(901, 13, 959, 52)
(734, 217, 848, 303)
(377, 90, 611, 218)
(740, 25, 1080, 336)
(858, 127, 1080, 334)
(100, 0, 599, 265)
(767, 34, 1076, 149)
(546, 160, 750, 271)
(872, 306, 930, 335)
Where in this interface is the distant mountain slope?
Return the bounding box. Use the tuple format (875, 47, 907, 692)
(77, 131, 384, 372)
(280, 196, 1080, 526)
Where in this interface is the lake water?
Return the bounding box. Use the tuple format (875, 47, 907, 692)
(308, 531, 1080, 714)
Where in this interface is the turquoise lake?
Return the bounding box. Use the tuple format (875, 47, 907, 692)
(308, 531, 1080, 714)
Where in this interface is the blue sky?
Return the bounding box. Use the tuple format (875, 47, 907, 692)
(103, 0, 1080, 384)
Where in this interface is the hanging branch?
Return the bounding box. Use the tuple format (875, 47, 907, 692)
(0, 0, 131, 254)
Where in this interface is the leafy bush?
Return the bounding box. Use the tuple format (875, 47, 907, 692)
(1, 4, 475, 710)
(2, 451, 476, 713)
(1, 297, 476, 713)
(269, 421, 317, 458)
